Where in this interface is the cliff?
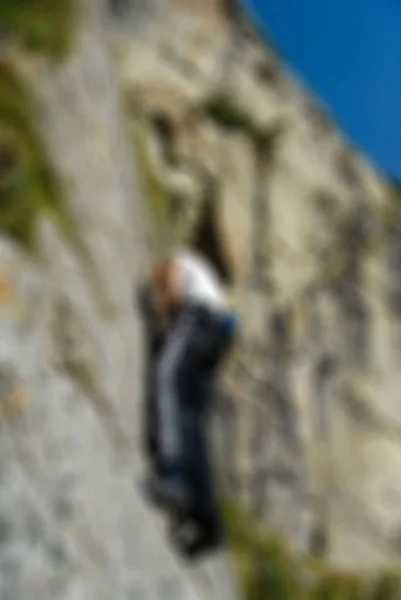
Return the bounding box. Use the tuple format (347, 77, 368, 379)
(1, 1, 401, 599)
(0, 1, 239, 598)
(108, 0, 401, 571)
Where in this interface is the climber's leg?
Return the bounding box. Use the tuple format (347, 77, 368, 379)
(146, 305, 238, 520)
(172, 395, 225, 559)
(172, 313, 239, 557)
(145, 306, 199, 512)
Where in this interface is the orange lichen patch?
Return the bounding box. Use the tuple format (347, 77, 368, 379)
(0, 385, 30, 421)
(0, 269, 17, 307)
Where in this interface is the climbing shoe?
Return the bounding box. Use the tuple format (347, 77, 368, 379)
(172, 526, 225, 561)
(143, 472, 190, 514)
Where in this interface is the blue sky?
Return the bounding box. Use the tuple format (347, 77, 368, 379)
(245, 0, 401, 179)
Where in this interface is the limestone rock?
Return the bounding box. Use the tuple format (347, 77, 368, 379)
(108, 0, 401, 570)
(4, 0, 401, 586)
(0, 1, 241, 598)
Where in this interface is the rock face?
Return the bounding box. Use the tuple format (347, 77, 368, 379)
(2, 0, 401, 589)
(107, 0, 401, 571)
(0, 1, 240, 598)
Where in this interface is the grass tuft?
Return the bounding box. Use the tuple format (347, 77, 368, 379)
(0, 64, 75, 251)
(0, 0, 74, 58)
(222, 499, 401, 600)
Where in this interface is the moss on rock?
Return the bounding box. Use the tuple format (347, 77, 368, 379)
(202, 94, 282, 156)
(0, 64, 75, 251)
(0, 0, 74, 58)
(372, 572, 401, 600)
(222, 500, 401, 600)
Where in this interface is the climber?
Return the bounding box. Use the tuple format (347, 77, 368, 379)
(139, 243, 239, 558)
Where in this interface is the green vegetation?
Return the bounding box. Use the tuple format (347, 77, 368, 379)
(0, 0, 74, 57)
(202, 94, 281, 155)
(223, 500, 401, 600)
(0, 64, 75, 251)
(373, 573, 401, 600)
(203, 94, 259, 136)
(0, 0, 76, 250)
